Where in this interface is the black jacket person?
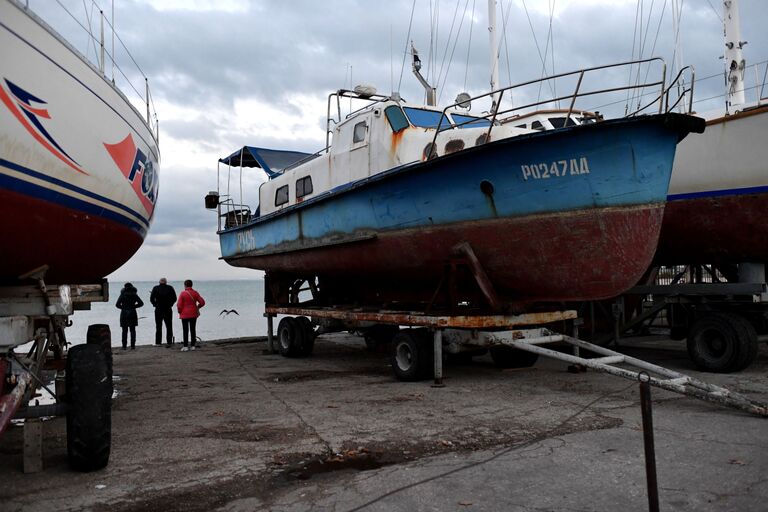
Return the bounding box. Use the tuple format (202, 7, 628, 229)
(116, 283, 144, 350)
(150, 278, 177, 345)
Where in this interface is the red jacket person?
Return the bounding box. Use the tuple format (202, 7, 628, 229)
(176, 280, 205, 351)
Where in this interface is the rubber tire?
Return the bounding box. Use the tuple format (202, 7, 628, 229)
(86, 324, 113, 389)
(686, 314, 743, 373)
(489, 346, 539, 369)
(720, 313, 758, 372)
(390, 330, 433, 381)
(66, 344, 112, 472)
(295, 316, 315, 356)
(277, 317, 304, 358)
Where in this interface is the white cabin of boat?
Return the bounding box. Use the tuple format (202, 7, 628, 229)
(251, 90, 532, 217)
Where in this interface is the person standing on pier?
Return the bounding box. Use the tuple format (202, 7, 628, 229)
(177, 280, 205, 352)
(150, 277, 177, 346)
(116, 283, 144, 350)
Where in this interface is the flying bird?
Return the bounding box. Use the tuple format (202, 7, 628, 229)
(219, 309, 239, 316)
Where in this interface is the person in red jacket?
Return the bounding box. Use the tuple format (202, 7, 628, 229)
(176, 279, 205, 351)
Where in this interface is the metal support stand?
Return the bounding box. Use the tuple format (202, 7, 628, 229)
(432, 329, 444, 387)
(639, 372, 660, 512)
(23, 418, 42, 473)
(266, 314, 275, 354)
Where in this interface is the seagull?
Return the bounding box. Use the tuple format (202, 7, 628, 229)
(219, 309, 239, 316)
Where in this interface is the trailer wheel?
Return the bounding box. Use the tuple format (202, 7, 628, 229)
(720, 313, 758, 372)
(687, 314, 742, 373)
(87, 324, 113, 387)
(489, 346, 539, 369)
(66, 344, 111, 472)
(277, 317, 303, 358)
(390, 331, 432, 381)
(296, 316, 315, 356)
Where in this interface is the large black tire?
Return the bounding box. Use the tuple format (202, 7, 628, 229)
(277, 317, 303, 358)
(489, 346, 539, 369)
(66, 344, 112, 472)
(390, 330, 433, 381)
(686, 313, 748, 373)
(720, 313, 758, 372)
(295, 316, 315, 356)
(86, 324, 113, 385)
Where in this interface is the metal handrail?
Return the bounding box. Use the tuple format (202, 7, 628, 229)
(664, 66, 696, 113)
(430, 57, 672, 151)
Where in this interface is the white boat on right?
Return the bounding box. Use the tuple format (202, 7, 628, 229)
(654, 0, 768, 266)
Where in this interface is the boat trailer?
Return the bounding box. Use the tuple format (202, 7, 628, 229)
(265, 305, 768, 418)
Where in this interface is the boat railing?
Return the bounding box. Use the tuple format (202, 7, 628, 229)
(431, 57, 687, 147)
(664, 66, 696, 114)
(23, 0, 160, 141)
(215, 196, 252, 231)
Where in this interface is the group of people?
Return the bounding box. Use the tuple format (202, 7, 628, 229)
(115, 278, 205, 352)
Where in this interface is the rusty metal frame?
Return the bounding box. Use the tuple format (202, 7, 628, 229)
(264, 305, 576, 329)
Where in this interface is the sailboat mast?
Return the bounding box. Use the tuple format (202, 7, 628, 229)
(723, 0, 746, 109)
(488, 0, 499, 112)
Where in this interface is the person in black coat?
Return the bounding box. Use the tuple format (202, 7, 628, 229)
(116, 283, 144, 350)
(150, 277, 177, 346)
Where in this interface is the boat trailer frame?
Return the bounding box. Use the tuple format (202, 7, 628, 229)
(265, 305, 768, 417)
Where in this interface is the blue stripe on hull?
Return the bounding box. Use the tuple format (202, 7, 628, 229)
(0, 162, 148, 235)
(220, 115, 681, 260)
(668, 184, 768, 201)
(0, 158, 150, 229)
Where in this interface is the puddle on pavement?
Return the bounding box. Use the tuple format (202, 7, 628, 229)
(282, 450, 387, 481)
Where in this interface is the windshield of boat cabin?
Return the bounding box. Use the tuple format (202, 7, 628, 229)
(451, 114, 492, 128)
(402, 107, 451, 129)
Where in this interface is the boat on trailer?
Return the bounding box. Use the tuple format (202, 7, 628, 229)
(210, 58, 703, 311)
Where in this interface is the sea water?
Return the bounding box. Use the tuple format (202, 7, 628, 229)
(66, 280, 267, 347)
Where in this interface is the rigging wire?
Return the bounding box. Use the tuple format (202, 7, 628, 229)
(704, 0, 723, 23)
(438, 0, 473, 103)
(521, 0, 556, 100)
(499, 0, 514, 87)
(535, 0, 557, 105)
(436, 0, 465, 95)
(397, 0, 417, 93)
(463, 0, 477, 91)
(625, 0, 642, 114)
(638, 0, 668, 94)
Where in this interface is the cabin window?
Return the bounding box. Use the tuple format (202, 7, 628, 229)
(296, 176, 313, 198)
(385, 106, 409, 133)
(531, 120, 544, 131)
(403, 107, 451, 130)
(275, 185, 289, 206)
(515, 124, 527, 129)
(548, 116, 577, 129)
(353, 121, 368, 143)
(451, 114, 491, 128)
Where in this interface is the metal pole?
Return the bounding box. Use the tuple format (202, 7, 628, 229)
(432, 329, 444, 387)
(639, 372, 660, 512)
(267, 314, 275, 354)
(145, 78, 150, 124)
(99, 11, 105, 74)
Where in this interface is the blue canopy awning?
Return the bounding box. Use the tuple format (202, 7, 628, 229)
(218, 146, 312, 178)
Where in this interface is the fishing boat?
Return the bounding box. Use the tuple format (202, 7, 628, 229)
(655, 0, 768, 266)
(210, 54, 703, 310)
(0, 0, 160, 285)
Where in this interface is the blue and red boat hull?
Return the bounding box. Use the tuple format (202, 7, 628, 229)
(220, 113, 703, 305)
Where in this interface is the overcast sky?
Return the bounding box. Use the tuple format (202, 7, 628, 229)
(32, 0, 768, 281)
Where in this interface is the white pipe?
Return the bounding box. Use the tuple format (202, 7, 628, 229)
(723, 0, 746, 109)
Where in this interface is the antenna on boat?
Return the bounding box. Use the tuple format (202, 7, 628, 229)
(723, 0, 747, 111)
(411, 42, 437, 106)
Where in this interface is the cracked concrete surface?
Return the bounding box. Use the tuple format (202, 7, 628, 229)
(1, 334, 766, 511)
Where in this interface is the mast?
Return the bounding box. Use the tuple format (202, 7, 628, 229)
(488, 0, 499, 112)
(723, 0, 746, 110)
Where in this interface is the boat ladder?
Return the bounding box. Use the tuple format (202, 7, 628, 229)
(485, 330, 768, 417)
